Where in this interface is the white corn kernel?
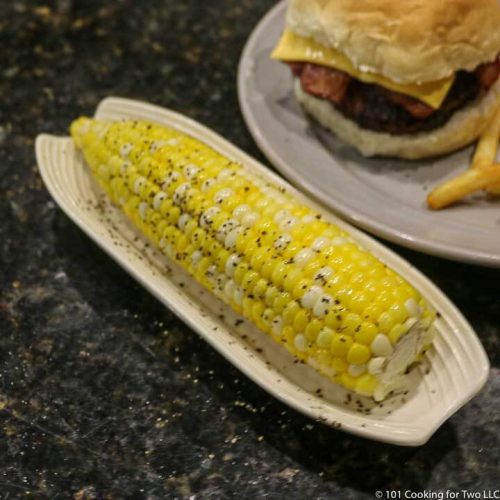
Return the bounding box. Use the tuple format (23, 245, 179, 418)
(273, 234, 292, 251)
(215, 273, 227, 290)
(183, 163, 200, 179)
(274, 209, 291, 224)
(271, 316, 283, 336)
(242, 212, 259, 228)
(301, 286, 323, 310)
(214, 188, 234, 204)
(313, 266, 334, 283)
(404, 317, 418, 331)
(233, 287, 244, 305)
(153, 191, 167, 210)
(368, 357, 386, 375)
(312, 237, 330, 251)
(162, 171, 180, 189)
(294, 248, 314, 268)
(190, 250, 203, 266)
(224, 279, 236, 300)
(312, 294, 334, 318)
(301, 215, 316, 224)
(371, 334, 394, 357)
(224, 228, 241, 251)
(177, 213, 191, 231)
(119, 143, 133, 158)
(120, 161, 131, 175)
(133, 176, 146, 195)
(217, 168, 233, 181)
(294, 334, 307, 352)
(138, 202, 148, 220)
(173, 183, 190, 204)
(225, 254, 240, 277)
(216, 219, 239, 243)
(331, 237, 348, 246)
(279, 216, 297, 231)
(201, 178, 216, 192)
(348, 364, 367, 377)
(233, 204, 251, 220)
(200, 207, 220, 229)
(405, 298, 421, 317)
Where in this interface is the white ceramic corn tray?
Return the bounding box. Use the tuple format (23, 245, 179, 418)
(35, 97, 489, 446)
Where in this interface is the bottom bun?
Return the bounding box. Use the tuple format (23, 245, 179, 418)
(294, 78, 500, 159)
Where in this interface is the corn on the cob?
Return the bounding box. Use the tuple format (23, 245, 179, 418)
(70, 117, 436, 400)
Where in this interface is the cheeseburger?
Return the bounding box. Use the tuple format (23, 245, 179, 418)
(271, 0, 500, 159)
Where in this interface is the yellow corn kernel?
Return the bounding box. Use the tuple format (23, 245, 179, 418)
(330, 334, 353, 357)
(242, 297, 254, 317)
(324, 309, 342, 330)
(304, 318, 323, 342)
(283, 268, 303, 294)
(354, 322, 378, 345)
(282, 325, 295, 346)
(264, 286, 280, 308)
(331, 357, 348, 373)
(346, 343, 371, 365)
(253, 278, 268, 300)
(282, 301, 301, 325)
(316, 327, 334, 349)
(261, 308, 274, 328)
(250, 248, 269, 272)
(241, 270, 259, 294)
(292, 279, 312, 300)
(377, 311, 397, 334)
(251, 302, 265, 324)
(273, 291, 292, 313)
(348, 293, 371, 315)
(363, 303, 385, 322)
(317, 349, 331, 367)
(293, 309, 310, 333)
(233, 262, 250, 285)
(260, 258, 276, 280)
(271, 262, 288, 288)
(339, 373, 357, 391)
(342, 312, 363, 336)
(355, 373, 378, 396)
(388, 323, 408, 344)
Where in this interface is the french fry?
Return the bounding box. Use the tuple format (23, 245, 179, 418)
(472, 106, 500, 194)
(427, 164, 500, 210)
(427, 106, 500, 209)
(471, 106, 500, 169)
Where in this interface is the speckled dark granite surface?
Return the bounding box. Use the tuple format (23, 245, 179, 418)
(0, 1, 499, 498)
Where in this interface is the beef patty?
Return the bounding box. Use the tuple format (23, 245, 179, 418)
(336, 71, 480, 134)
(290, 57, 500, 135)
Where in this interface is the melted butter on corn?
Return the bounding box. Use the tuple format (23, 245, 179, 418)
(71, 117, 436, 400)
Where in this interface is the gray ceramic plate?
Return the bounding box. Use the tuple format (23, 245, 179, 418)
(237, 1, 500, 267)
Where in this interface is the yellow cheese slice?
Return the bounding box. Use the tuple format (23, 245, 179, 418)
(271, 30, 455, 109)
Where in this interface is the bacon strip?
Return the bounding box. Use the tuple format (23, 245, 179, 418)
(475, 55, 500, 90)
(289, 62, 435, 118)
(299, 64, 351, 104)
(289, 62, 304, 77)
(383, 91, 435, 119)
(288, 54, 500, 121)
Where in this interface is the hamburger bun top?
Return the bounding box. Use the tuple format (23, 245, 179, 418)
(286, 0, 500, 84)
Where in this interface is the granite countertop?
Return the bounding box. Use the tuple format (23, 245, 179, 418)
(0, 1, 499, 498)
